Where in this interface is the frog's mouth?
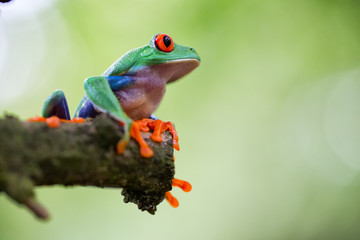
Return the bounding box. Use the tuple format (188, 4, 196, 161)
(149, 59, 200, 83)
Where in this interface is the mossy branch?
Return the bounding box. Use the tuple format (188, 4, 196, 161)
(0, 114, 175, 219)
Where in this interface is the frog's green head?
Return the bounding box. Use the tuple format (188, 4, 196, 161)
(131, 33, 200, 83)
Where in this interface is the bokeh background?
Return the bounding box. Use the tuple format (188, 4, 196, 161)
(1, 0, 360, 239)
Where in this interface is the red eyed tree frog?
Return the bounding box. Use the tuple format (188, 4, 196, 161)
(31, 34, 199, 208)
(40, 33, 200, 155)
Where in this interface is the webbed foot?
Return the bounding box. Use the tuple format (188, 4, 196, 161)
(116, 121, 154, 158)
(135, 119, 180, 151)
(117, 118, 180, 158)
(28, 116, 84, 128)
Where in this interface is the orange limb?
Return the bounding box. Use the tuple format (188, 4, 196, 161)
(130, 121, 154, 158)
(164, 121, 180, 151)
(27, 116, 84, 128)
(27, 116, 46, 122)
(64, 117, 84, 124)
(165, 192, 179, 208)
(133, 118, 180, 151)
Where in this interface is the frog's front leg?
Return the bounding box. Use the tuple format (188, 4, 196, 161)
(84, 76, 153, 158)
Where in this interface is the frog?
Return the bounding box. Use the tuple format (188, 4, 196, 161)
(40, 33, 200, 157)
(33, 34, 200, 207)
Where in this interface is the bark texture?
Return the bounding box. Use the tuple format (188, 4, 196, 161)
(0, 114, 175, 219)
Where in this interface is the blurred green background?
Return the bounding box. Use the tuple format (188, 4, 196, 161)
(1, 0, 360, 239)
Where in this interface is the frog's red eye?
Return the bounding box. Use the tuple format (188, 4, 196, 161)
(154, 34, 174, 52)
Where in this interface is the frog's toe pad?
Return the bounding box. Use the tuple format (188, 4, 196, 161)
(172, 178, 192, 192)
(46, 116, 61, 128)
(165, 192, 179, 208)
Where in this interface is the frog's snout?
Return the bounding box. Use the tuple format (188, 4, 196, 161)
(189, 47, 201, 62)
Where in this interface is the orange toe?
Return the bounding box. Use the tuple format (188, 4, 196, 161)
(134, 119, 180, 152)
(151, 119, 165, 142)
(165, 192, 179, 208)
(164, 121, 180, 151)
(130, 121, 153, 158)
(116, 140, 128, 154)
(27, 116, 46, 122)
(172, 178, 192, 192)
(45, 116, 61, 128)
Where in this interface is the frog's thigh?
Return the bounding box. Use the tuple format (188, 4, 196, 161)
(42, 90, 71, 120)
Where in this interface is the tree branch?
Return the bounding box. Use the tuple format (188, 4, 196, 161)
(0, 114, 175, 219)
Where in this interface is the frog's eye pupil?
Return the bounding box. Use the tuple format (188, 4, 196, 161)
(154, 34, 174, 52)
(163, 35, 172, 48)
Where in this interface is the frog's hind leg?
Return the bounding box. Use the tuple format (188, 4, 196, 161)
(42, 89, 71, 120)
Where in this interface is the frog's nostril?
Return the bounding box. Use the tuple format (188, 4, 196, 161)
(190, 48, 194, 51)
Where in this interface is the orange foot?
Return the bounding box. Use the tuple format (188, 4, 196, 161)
(165, 178, 192, 208)
(116, 121, 154, 158)
(28, 116, 84, 128)
(118, 118, 179, 158)
(135, 119, 180, 151)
